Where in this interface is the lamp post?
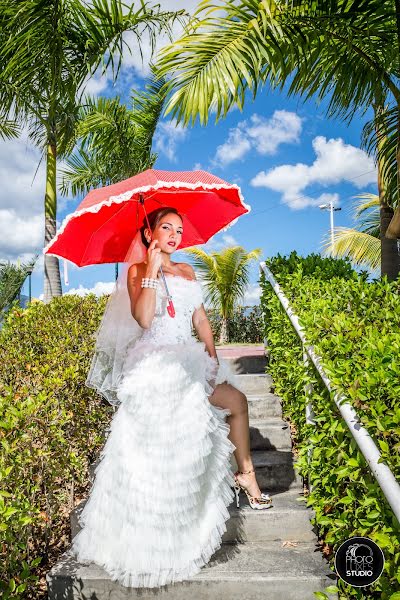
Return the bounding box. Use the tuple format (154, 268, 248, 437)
(26, 266, 34, 304)
(319, 200, 342, 255)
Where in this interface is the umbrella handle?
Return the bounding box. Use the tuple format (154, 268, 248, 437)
(159, 266, 176, 318)
(167, 299, 175, 318)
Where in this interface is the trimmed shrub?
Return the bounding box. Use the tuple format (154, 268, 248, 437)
(0, 295, 112, 599)
(260, 251, 400, 599)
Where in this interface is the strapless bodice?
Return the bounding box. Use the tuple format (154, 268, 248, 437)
(138, 275, 204, 346)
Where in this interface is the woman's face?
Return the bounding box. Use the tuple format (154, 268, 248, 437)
(145, 212, 183, 254)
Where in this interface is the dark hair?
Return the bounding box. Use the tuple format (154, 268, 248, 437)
(140, 206, 183, 248)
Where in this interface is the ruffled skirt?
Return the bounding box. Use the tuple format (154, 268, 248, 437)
(71, 341, 241, 588)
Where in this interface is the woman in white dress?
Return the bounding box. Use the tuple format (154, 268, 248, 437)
(71, 206, 272, 588)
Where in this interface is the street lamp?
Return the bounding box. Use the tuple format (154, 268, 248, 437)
(319, 200, 342, 255)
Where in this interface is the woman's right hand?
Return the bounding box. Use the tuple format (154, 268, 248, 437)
(146, 239, 162, 274)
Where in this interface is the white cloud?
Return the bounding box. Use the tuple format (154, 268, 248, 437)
(82, 71, 110, 97)
(0, 209, 43, 260)
(243, 283, 261, 305)
(221, 234, 238, 246)
(0, 130, 44, 216)
(251, 136, 376, 210)
(153, 121, 188, 161)
(200, 232, 239, 252)
(247, 112, 302, 154)
(65, 281, 115, 297)
(213, 110, 302, 167)
(214, 128, 251, 166)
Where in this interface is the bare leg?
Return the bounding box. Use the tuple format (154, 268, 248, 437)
(208, 382, 263, 497)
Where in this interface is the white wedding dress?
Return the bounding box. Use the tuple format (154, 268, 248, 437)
(71, 274, 242, 588)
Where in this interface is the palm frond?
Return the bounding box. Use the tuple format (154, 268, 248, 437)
(350, 193, 380, 237)
(157, 1, 288, 126)
(60, 71, 166, 196)
(361, 105, 399, 210)
(0, 118, 20, 140)
(182, 247, 219, 307)
(0, 0, 185, 151)
(0, 255, 38, 314)
(59, 148, 111, 197)
(183, 245, 261, 316)
(320, 226, 380, 272)
(156, 0, 397, 127)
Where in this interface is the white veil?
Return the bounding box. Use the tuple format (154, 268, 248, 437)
(85, 230, 147, 408)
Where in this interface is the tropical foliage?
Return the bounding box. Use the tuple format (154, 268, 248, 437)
(206, 305, 263, 344)
(0, 293, 112, 598)
(183, 245, 262, 343)
(157, 0, 400, 276)
(158, 1, 397, 126)
(0, 0, 184, 302)
(260, 252, 400, 598)
(321, 193, 381, 273)
(60, 72, 167, 197)
(0, 256, 38, 317)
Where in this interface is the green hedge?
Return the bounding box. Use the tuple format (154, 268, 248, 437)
(260, 251, 400, 599)
(0, 295, 112, 599)
(0, 292, 262, 598)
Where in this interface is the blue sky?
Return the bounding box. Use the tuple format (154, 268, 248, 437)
(1, 1, 377, 305)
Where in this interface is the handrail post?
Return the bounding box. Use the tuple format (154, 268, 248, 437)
(303, 347, 315, 493)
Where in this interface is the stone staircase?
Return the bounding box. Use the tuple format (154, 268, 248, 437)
(46, 348, 337, 599)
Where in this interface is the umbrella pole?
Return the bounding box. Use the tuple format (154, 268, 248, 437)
(139, 195, 175, 318)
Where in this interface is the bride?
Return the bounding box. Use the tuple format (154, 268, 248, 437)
(71, 206, 272, 588)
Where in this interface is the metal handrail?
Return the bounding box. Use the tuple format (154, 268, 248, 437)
(260, 261, 400, 523)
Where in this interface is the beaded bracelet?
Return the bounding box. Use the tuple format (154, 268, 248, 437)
(141, 277, 158, 289)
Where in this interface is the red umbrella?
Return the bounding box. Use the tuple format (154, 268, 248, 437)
(43, 168, 250, 315)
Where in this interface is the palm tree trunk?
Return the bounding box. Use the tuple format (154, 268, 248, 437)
(43, 143, 62, 303)
(375, 103, 400, 280)
(219, 316, 228, 344)
(380, 204, 400, 280)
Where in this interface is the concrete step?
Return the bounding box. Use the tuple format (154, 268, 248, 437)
(249, 418, 291, 451)
(249, 417, 292, 450)
(46, 541, 337, 599)
(236, 373, 274, 394)
(224, 354, 268, 374)
(247, 450, 303, 491)
(247, 393, 283, 419)
(222, 490, 315, 543)
(70, 489, 315, 545)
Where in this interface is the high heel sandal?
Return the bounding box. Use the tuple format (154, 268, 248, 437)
(233, 468, 273, 510)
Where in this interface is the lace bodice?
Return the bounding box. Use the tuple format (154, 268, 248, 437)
(138, 276, 204, 345)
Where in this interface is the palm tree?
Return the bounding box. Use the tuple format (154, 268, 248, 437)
(320, 193, 380, 274)
(0, 0, 185, 302)
(60, 73, 166, 196)
(183, 245, 262, 343)
(0, 256, 38, 317)
(362, 101, 400, 278)
(157, 0, 400, 278)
